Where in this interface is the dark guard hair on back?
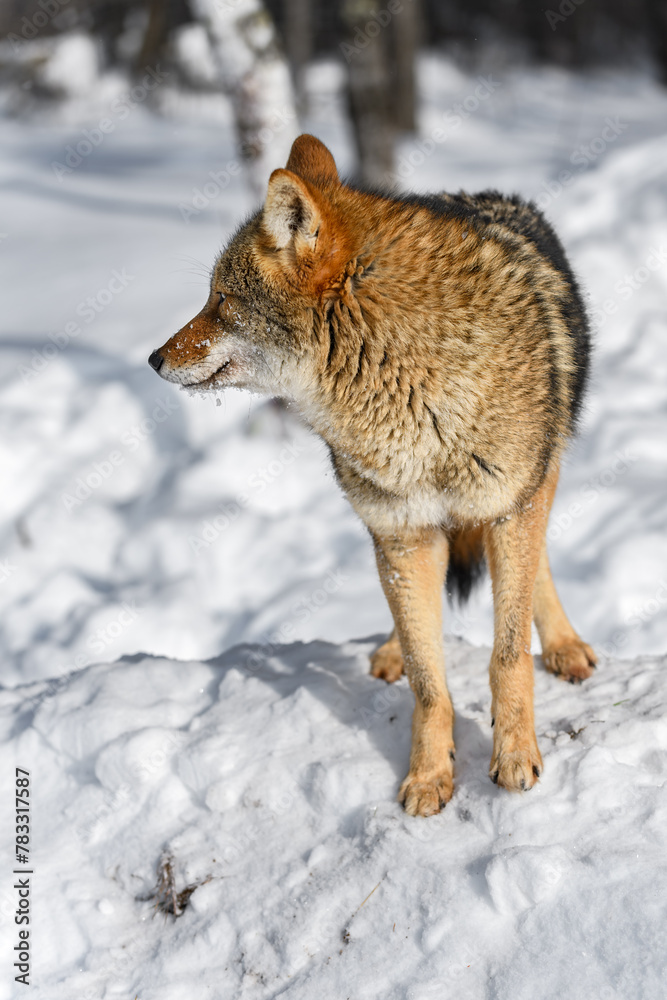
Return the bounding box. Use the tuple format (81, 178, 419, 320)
(347, 181, 592, 437)
(395, 188, 592, 604)
(422, 188, 592, 431)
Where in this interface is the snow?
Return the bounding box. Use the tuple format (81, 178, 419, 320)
(36, 33, 101, 99)
(0, 52, 666, 996)
(1, 640, 666, 997)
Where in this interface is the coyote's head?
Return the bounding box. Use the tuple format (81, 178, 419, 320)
(149, 135, 356, 399)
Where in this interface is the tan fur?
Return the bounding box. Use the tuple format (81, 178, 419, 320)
(150, 135, 596, 815)
(370, 628, 404, 683)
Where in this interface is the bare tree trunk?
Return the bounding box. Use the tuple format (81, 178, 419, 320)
(188, 0, 299, 195)
(647, 0, 667, 85)
(341, 0, 395, 186)
(134, 0, 169, 74)
(283, 0, 312, 115)
(81, 0, 133, 68)
(389, 0, 420, 132)
(0, 1, 19, 38)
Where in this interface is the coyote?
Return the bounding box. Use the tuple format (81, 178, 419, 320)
(149, 134, 596, 816)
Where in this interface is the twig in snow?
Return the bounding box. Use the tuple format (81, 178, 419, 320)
(341, 876, 385, 944)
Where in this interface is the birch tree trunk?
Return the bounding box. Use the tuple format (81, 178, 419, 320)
(188, 0, 299, 195)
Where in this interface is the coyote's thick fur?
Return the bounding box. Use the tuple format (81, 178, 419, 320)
(149, 134, 596, 816)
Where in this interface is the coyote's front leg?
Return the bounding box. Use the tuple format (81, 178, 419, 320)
(372, 529, 454, 816)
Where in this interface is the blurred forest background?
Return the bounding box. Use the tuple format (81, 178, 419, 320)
(1, 0, 666, 188)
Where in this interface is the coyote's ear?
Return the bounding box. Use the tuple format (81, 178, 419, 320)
(285, 134, 339, 188)
(263, 169, 322, 251)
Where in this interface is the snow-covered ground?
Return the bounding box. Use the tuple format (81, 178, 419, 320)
(0, 52, 666, 997)
(2, 639, 667, 999)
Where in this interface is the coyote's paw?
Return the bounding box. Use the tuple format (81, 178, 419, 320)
(490, 732, 543, 792)
(399, 764, 454, 817)
(370, 638, 404, 683)
(543, 639, 597, 684)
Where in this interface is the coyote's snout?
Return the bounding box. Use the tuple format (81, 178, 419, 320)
(148, 290, 263, 392)
(150, 134, 596, 816)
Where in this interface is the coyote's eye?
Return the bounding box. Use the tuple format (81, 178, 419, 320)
(218, 292, 226, 306)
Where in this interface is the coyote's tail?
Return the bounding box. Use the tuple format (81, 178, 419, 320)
(445, 525, 486, 604)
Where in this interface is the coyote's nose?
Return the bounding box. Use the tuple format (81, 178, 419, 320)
(148, 349, 164, 372)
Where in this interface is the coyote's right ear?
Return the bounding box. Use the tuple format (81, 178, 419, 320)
(263, 169, 322, 251)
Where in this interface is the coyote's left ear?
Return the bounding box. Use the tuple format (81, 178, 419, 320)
(262, 165, 352, 296)
(263, 169, 323, 252)
(285, 134, 339, 188)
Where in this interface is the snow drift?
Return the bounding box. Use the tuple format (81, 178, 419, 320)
(0, 636, 666, 998)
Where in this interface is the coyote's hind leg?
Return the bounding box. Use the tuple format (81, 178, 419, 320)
(533, 543, 597, 683)
(370, 629, 405, 683)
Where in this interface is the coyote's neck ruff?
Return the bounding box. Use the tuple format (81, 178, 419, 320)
(149, 135, 596, 816)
